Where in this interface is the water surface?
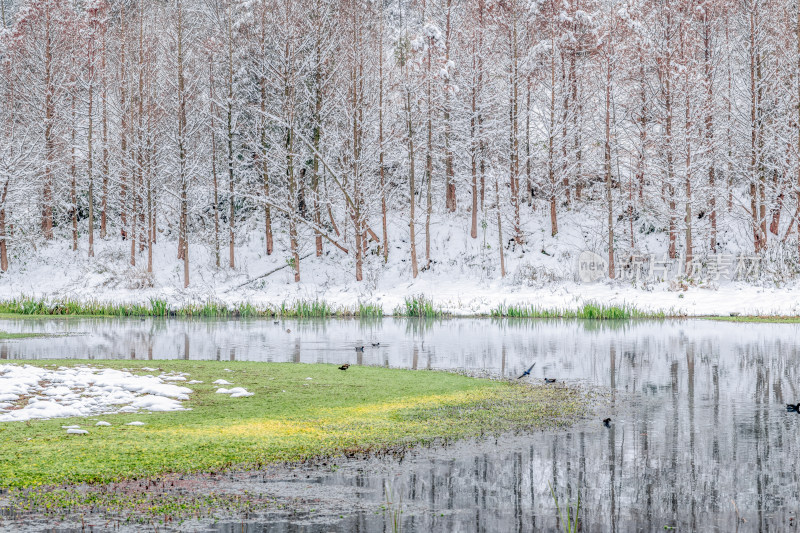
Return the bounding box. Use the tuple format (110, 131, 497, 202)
(2, 317, 799, 531)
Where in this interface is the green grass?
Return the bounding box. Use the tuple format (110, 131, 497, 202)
(0, 361, 589, 490)
(395, 295, 446, 318)
(0, 297, 385, 319)
(0, 332, 52, 340)
(491, 302, 669, 320)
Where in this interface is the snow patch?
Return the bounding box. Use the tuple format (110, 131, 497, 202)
(0, 365, 193, 423)
(216, 386, 254, 398)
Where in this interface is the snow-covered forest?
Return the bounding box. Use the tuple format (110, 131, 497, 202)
(1, 0, 799, 301)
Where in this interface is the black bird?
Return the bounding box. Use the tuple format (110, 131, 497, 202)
(787, 403, 800, 412)
(517, 363, 536, 379)
(286, 329, 291, 334)
(371, 343, 380, 347)
(339, 364, 350, 371)
(273, 321, 279, 325)
(603, 418, 611, 427)
(544, 378, 557, 384)
(355, 346, 364, 352)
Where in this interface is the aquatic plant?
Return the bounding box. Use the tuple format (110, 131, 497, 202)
(549, 481, 581, 533)
(396, 295, 446, 318)
(0, 297, 386, 319)
(491, 302, 669, 320)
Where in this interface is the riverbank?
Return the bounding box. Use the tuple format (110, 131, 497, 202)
(1, 297, 799, 322)
(1, 225, 800, 319)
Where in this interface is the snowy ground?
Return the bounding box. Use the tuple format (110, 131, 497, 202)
(2, 208, 799, 317)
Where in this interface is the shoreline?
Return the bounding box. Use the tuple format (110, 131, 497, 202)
(0, 297, 799, 322)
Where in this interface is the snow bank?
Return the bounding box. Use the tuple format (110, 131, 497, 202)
(0, 365, 193, 423)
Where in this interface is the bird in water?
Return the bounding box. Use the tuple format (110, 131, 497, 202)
(273, 321, 279, 325)
(517, 363, 535, 379)
(371, 342, 380, 347)
(787, 403, 800, 412)
(544, 378, 557, 384)
(355, 346, 364, 352)
(603, 418, 612, 428)
(339, 364, 350, 371)
(286, 329, 291, 334)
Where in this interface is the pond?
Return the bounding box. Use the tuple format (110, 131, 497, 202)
(2, 317, 800, 531)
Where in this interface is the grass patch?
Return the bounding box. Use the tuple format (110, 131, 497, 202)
(0, 332, 52, 340)
(0, 297, 384, 319)
(491, 302, 668, 319)
(0, 361, 588, 489)
(395, 295, 447, 318)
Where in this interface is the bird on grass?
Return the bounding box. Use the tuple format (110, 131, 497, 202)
(517, 363, 535, 379)
(355, 346, 364, 352)
(339, 364, 350, 371)
(544, 378, 557, 384)
(787, 403, 800, 412)
(603, 418, 611, 428)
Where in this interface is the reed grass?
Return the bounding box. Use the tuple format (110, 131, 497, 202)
(491, 302, 668, 319)
(0, 297, 385, 319)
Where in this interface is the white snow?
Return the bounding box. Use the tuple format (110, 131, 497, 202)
(1, 205, 799, 340)
(66, 428, 88, 435)
(213, 379, 233, 385)
(216, 386, 253, 398)
(0, 365, 193, 423)
(1, 207, 798, 320)
(95, 421, 111, 426)
(125, 421, 145, 426)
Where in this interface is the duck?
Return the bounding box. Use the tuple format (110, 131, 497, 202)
(786, 403, 800, 412)
(339, 364, 350, 371)
(544, 378, 557, 384)
(371, 342, 380, 347)
(355, 346, 364, 352)
(603, 418, 611, 427)
(517, 363, 535, 379)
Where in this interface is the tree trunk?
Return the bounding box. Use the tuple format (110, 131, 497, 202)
(604, 54, 615, 279)
(42, 8, 54, 240)
(70, 82, 78, 253)
(209, 62, 220, 268)
(0, 181, 7, 272)
(444, 0, 455, 212)
(406, 87, 419, 278)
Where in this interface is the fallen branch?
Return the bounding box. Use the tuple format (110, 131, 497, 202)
(226, 253, 313, 292)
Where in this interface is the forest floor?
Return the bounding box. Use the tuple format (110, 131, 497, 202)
(0, 361, 594, 528)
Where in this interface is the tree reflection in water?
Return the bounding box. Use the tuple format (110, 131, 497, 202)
(3, 317, 799, 531)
